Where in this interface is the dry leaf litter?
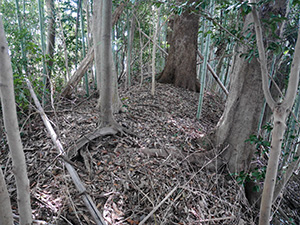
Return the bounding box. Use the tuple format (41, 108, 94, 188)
(1, 82, 297, 224)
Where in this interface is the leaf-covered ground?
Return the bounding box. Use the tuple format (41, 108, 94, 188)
(1, 82, 299, 224)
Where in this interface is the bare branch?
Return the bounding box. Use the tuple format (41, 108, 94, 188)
(251, 0, 276, 109)
(283, 28, 300, 108)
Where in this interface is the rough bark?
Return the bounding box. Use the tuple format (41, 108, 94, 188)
(158, 0, 200, 92)
(211, 0, 288, 175)
(211, 13, 265, 174)
(0, 16, 32, 224)
(212, 44, 264, 173)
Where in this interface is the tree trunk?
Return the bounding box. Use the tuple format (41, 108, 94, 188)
(151, 6, 161, 96)
(93, 0, 122, 114)
(211, 13, 265, 174)
(45, 0, 55, 78)
(211, 0, 288, 174)
(212, 43, 264, 173)
(209, 0, 288, 211)
(0, 167, 13, 225)
(158, 0, 199, 92)
(96, 0, 116, 126)
(0, 15, 32, 224)
(250, 1, 300, 223)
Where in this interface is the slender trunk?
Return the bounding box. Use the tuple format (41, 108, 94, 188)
(151, 6, 161, 96)
(58, 12, 71, 82)
(45, 0, 55, 79)
(0, 167, 13, 225)
(197, 0, 213, 119)
(94, 0, 122, 114)
(0, 15, 32, 224)
(250, 1, 300, 224)
(126, 9, 136, 88)
(99, 0, 114, 126)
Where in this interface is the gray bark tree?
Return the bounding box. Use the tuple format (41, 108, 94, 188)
(209, 0, 288, 207)
(99, 0, 114, 126)
(93, 0, 121, 127)
(0, 15, 32, 224)
(0, 167, 13, 224)
(93, 0, 122, 115)
(211, 0, 288, 172)
(211, 15, 265, 173)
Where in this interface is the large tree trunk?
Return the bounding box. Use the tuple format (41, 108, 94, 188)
(211, 15, 265, 174)
(210, 0, 288, 208)
(158, 0, 199, 92)
(213, 43, 264, 173)
(212, 0, 288, 174)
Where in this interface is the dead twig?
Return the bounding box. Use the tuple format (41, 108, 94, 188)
(139, 185, 178, 225)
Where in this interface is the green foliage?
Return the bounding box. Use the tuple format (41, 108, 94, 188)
(292, 0, 300, 6)
(234, 166, 267, 187)
(13, 74, 45, 115)
(13, 74, 30, 111)
(288, 218, 296, 225)
(245, 134, 271, 153)
(225, 1, 252, 16)
(234, 124, 273, 186)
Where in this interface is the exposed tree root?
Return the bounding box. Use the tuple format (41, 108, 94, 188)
(132, 146, 224, 172)
(67, 122, 136, 160)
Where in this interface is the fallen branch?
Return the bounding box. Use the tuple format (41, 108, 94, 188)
(198, 50, 229, 96)
(60, 3, 127, 99)
(25, 78, 106, 225)
(135, 147, 218, 171)
(60, 48, 94, 98)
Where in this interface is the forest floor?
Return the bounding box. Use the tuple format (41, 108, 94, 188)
(1, 82, 299, 224)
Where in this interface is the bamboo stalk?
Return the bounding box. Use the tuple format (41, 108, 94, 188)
(25, 78, 106, 225)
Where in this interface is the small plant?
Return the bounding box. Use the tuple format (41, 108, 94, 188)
(234, 165, 266, 191)
(234, 129, 272, 188)
(245, 134, 270, 153)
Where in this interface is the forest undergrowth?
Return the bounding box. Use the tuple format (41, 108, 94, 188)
(1, 82, 299, 224)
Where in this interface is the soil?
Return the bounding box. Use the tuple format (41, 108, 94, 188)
(1, 82, 298, 224)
